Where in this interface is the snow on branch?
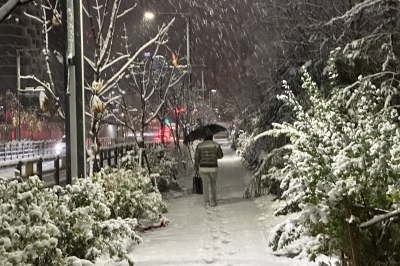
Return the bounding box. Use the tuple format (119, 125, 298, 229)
(117, 4, 136, 19)
(23, 10, 42, 23)
(103, 94, 121, 106)
(98, 0, 121, 68)
(168, 71, 187, 87)
(144, 103, 164, 125)
(0, 0, 33, 24)
(20, 74, 58, 99)
(341, 71, 398, 94)
(254, 130, 272, 141)
(360, 209, 400, 229)
(102, 18, 175, 89)
(325, 0, 381, 26)
(84, 56, 96, 70)
(98, 72, 124, 97)
(100, 54, 130, 72)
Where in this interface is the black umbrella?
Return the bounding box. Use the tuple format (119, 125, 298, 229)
(184, 124, 227, 144)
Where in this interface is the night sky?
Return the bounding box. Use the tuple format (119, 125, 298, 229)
(1, 0, 262, 115)
(93, 0, 260, 104)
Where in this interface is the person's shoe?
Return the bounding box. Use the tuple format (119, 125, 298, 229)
(204, 202, 210, 208)
(210, 202, 217, 207)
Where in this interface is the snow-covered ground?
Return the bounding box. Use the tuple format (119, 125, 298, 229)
(96, 140, 335, 266)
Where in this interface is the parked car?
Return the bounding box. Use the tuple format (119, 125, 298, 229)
(54, 135, 66, 156)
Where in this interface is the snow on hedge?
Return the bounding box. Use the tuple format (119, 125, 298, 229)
(0, 150, 167, 266)
(262, 64, 400, 263)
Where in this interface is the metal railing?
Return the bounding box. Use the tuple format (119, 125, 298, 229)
(0, 140, 57, 161)
(15, 156, 66, 187)
(10, 143, 136, 188)
(0, 138, 120, 162)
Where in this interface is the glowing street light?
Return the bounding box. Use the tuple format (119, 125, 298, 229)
(210, 89, 217, 109)
(144, 11, 191, 69)
(144, 11, 193, 127)
(144, 12, 155, 20)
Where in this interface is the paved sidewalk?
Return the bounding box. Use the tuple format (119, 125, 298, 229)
(96, 140, 330, 266)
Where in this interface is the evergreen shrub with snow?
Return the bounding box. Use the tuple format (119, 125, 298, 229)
(235, 132, 260, 168)
(144, 147, 179, 192)
(94, 165, 164, 220)
(244, 146, 291, 198)
(263, 64, 400, 265)
(0, 176, 141, 266)
(237, 129, 290, 199)
(119, 148, 179, 192)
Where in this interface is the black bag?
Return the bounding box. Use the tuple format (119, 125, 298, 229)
(192, 173, 203, 194)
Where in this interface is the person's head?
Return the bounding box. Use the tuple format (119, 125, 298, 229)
(204, 134, 213, 141)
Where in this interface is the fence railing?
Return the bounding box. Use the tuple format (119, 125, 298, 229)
(0, 140, 58, 161)
(11, 143, 137, 188)
(0, 137, 147, 163)
(15, 156, 66, 187)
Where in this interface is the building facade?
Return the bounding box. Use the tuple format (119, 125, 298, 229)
(0, 1, 48, 140)
(0, 0, 45, 95)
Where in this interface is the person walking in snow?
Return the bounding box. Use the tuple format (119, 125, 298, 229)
(194, 134, 224, 207)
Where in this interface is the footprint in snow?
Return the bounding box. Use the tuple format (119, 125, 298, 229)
(219, 219, 227, 225)
(221, 239, 231, 244)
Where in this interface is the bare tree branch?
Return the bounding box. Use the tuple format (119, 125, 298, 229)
(0, 0, 33, 24)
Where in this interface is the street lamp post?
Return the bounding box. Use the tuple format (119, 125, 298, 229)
(16, 48, 40, 141)
(144, 11, 192, 129)
(210, 89, 217, 109)
(17, 51, 20, 141)
(186, 14, 192, 130)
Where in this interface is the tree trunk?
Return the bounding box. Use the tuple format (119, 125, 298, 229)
(343, 196, 360, 266)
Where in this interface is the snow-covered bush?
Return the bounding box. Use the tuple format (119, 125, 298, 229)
(0, 176, 62, 265)
(120, 147, 180, 192)
(119, 150, 141, 171)
(235, 132, 260, 167)
(244, 146, 291, 198)
(268, 218, 306, 253)
(0, 176, 141, 266)
(261, 66, 400, 264)
(94, 166, 163, 220)
(145, 147, 179, 192)
(238, 131, 291, 199)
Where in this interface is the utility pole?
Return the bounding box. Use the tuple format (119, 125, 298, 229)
(17, 51, 20, 141)
(63, 0, 86, 182)
(202, 70, 205, 102)
(186, 14, 192, 132)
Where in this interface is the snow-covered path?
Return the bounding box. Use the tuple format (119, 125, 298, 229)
(96, 140, 331, 266)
